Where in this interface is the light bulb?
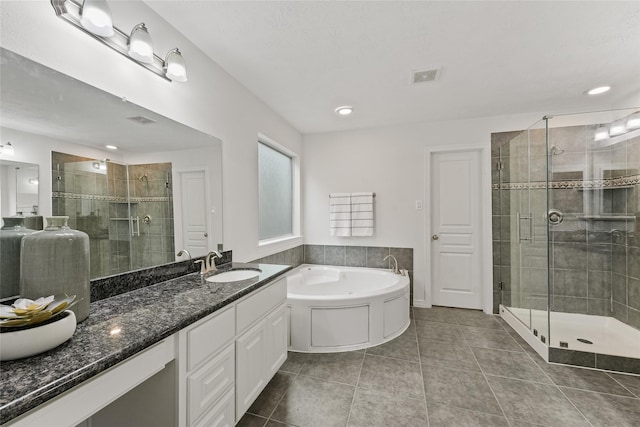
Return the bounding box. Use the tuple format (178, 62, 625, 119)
(593, 125, 609, 141)
(608, 120, 627, 137)
(626, 112, 640, 130)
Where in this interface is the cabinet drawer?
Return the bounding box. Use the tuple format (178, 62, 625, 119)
(188, 306, 235, 371)
(192, 388, 235, 427)
(237, 278, 286, 333)
(188, 344, 235, 424)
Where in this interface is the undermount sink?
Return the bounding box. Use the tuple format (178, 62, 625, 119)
(206, 269, 261, 283)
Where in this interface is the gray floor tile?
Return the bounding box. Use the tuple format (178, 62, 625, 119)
(419, 339, 480, 372)
(271, 375, 355, 427)
(427, 401, 510, 427)
(366, 327, 419, 362)
(539, 363, 635, 396)
(453, 309, 503, 329)
(486, 375, 589, 426)
(608, 372, 640, 398)
(358, 354, 425, 399)
(562, 387, 640, 427)
(460, 325, 524, 352)
(413, 306, 458, 324)
(248, 372, 296, 417)
(265, 421, 293, 427)
(236, 413, 268, 427)
(279, 351, 309, 374)
(422, 364, 503, 415)
(299, 351, 364, 385)
(415, 320, 465, 343)
(471, 347, 551, 383)
(347, 388, 428, 427)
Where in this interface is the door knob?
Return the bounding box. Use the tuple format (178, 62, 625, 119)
(204, 233, 208, 237)
(432, 234, 439, 240)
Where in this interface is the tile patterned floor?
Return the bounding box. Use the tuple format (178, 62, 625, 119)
(237, 306, 640, 427)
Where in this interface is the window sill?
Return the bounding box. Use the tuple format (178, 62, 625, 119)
(257, 235, 303, 257)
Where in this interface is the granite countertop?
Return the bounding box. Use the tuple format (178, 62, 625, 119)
(0, 262, 291, 424)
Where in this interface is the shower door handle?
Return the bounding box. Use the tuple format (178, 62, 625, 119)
(548, 209, 564, 225)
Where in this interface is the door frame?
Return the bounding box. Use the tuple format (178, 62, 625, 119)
(423, 144, 493, 314)
(173, 167, 213, 258)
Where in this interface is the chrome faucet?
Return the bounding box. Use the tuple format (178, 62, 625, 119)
(383, 254, 403, 275)
(205, 250, 222, 273)
(194, 250, 223, 275)
(176, 249, 191, 260)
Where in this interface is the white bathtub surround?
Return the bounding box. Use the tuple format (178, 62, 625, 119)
(329, 193, 352, 237)
(350, 192, 374, 236)
(286, 264, 410, 353)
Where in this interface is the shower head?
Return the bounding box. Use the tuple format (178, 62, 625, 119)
(550, 145, 565, 155)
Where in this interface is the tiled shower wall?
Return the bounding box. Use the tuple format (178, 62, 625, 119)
(491, 128, 640, 331)
(252, 244, 415, 304)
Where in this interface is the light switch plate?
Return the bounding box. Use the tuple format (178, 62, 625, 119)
(415, 200, 423, 210)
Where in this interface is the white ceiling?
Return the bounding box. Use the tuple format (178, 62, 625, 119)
(146, 0, 640, 134)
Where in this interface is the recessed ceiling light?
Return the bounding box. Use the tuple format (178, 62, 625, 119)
(105, 145, 118, 150)
(587, 86, 611, 95)
(335, 106, 354, 116)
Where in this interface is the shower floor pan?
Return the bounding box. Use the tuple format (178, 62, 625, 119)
(501, 305, 640, 374)
(504, 306, 640, 358)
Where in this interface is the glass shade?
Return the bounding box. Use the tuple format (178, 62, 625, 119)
(80, 0, 114, 37)
(165, 49, 188, 82)
(128, 23, 154, 64)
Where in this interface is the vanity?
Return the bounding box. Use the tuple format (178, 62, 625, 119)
(0, 262, 291, 426)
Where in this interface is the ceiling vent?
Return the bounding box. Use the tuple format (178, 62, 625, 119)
(411, 68, 440, 84)
(126, 115, 156, 125)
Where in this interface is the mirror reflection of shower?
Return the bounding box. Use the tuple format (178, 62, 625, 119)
(51, 151, 174, 278)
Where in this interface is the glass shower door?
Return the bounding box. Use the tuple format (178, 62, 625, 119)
(501, 121, 549, 334)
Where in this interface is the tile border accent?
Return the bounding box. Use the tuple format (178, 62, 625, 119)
(491, 174, 640, 191)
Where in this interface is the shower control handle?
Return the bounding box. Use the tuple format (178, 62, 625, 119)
(548, 209, 564, 225)
(432, 234, 439, 240)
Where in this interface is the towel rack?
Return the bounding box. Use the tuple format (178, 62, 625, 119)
(329, 193, 376, 198)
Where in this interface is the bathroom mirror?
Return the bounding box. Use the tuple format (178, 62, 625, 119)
(0, 160, 40, 218)
(0, 48, 223, 279)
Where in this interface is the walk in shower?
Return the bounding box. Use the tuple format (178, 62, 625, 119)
(52, 151, 175, 278)
(492, 108, 640, 374)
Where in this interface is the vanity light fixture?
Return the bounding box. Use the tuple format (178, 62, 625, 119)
(79, 0, 113, 37)
(0, 142, 15, 156)
(587, 86, 611, 95)
(51, 0, 188, 82)
(626, 111, 640, 130)
(335, 106, 354, 116)
(164, 48, 188, 82)
(608, 119, 627, 137)
(128, 23, 154, 64)
(105, 144, 118, 150)
(593, 125, 609, 141)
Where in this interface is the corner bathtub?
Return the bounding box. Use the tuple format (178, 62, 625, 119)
(286, 264, 410, 353)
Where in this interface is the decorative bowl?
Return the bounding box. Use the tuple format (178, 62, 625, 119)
(0, 310, 76, 361)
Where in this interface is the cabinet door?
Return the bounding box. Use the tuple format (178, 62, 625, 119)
(192, 389, 235, 427)
(236, 319, 267, 419)
(266, 303, 288, 377)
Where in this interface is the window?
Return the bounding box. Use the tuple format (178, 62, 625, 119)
(258, 141, 293, 241)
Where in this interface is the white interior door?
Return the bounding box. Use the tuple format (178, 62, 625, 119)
(430, 150, 482, 309)
(179, 170, 210, 257)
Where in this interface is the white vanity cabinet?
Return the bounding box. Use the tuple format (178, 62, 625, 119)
(178, 305, 236, 427)
(235, 278, 287, 420)
(179, 277, 287, 426)
(3, 276, 288, 427)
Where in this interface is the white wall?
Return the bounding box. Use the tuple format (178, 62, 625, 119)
(0, 1, 302, 262)
(0, 127, 123, 218)
(302, 112, 553, 308)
